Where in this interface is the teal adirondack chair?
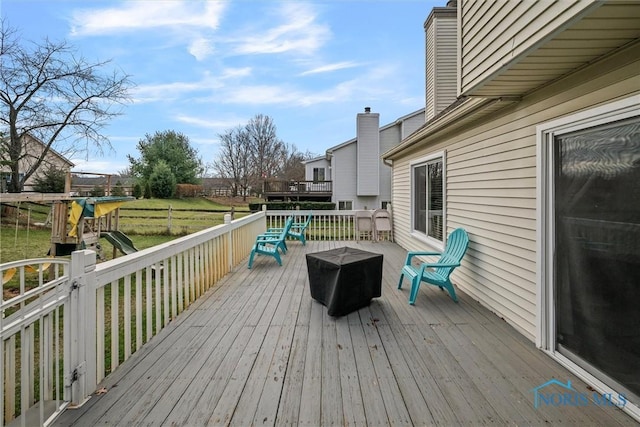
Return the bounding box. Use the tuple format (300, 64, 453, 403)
(286, 211, 313, 246)
(248, 217, 293, 269)
(397, 228, 469, 304)
(265, 212, 313, 248)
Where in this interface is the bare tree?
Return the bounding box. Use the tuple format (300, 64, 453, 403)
(212, 115, 308, 198)
(245, 114, 287, 192)
(212, 126, 252, 199)
(279, 144, 308, 181)
(0, 20, 132, 192)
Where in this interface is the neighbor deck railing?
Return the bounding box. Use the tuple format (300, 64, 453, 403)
(264, 209, 380, 241)
(0, 209, 385, 426)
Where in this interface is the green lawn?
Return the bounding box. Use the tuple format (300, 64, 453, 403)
(0, 227, 176, 264)
(123, 197, 249, 211)
(0, 197, 253, 264)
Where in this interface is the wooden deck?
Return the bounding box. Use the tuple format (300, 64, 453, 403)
(54, 241, 636, 426)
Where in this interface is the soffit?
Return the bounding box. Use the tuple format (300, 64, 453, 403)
(466, 2, 640, 97)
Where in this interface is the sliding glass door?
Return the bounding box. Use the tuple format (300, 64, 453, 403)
(553, 118, 640, 401)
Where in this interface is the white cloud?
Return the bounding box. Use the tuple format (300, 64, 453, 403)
(71, 160, 129, 174)
(300, 61, 361, 76)
(231, 3, 330, 55)
(191, 137, 222, 146)
(175, 115, 242, 130)
(222, 85, 303, 105)
(69, 1, 228, 60)
(131, 69, 250, 103)
(70, 1, 228, 36)
(219, 65, 397, 107)
(188, 37, 215, 61)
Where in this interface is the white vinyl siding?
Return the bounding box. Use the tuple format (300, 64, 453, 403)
(426, 8, 457, 121)
(391, 44, 639, 342)
(304, 158, 330, 182)
(400, 113, 425, 139)
(331, 144, 357, 208)
(379, 125, 400, 208)
(7, 135, 74, 192)
(459, 0, 599, 96)
(357, 114, 380, 196)
(426, 18, 436, 120)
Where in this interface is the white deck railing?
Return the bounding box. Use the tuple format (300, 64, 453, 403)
(0, 212, 266, 427)
(1, 258, 71, 427)
(264, 209, 377, 241)
(1, 209, 383, 426)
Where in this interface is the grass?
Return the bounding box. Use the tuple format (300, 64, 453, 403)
(0, 196, 254, 264)
(124, 197, 240, 210)
(0, 228, 52, 263)
(0, 227, 176, 264)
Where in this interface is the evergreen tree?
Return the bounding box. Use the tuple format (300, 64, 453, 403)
(32, 167, 66, 193)
(132, 182, 142, 199)
(144, 181, 152, 199)
(112, 180, 126, 196)
(148, 161, 176, 199)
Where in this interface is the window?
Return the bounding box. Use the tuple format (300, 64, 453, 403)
(1, 172, 25, 191)
(412, 153, 444, 242)
(381, 201, 391, 210)
(338, 200, 352, 210)
(313, 167, 325, 183)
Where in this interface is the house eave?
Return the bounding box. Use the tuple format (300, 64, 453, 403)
(383, 96, 519, 160)
(461, 2, 640, 98)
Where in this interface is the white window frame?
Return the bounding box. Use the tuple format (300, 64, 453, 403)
(536, 95, 640, 421)
(313, 167, 325, 183)
(338, 200, 353, 211)
(410, 150, 446, 250)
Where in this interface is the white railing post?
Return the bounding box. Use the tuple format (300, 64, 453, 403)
(224, 213, 233, 269)
(69, 250, 97, 407)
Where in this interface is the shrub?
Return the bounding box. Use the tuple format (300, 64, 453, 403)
(112, 180, 126, 196)
(149, 160, 176, 199)
(132, 182, 142, 199)
(175, 183, 204, 198)
(32, 167, 67, 193)
(248, 201, 335, 212)
(90, 185, 106, 197)
(144, 181, 152, 199)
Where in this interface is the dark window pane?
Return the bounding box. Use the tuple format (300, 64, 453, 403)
(428, 160, 443, 240)
(555, 119, 640, 400)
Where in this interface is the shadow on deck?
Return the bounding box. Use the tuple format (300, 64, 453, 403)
(54, 241, 635, 426)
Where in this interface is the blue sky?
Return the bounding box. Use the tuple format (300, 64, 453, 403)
(2, 0, 439, 175)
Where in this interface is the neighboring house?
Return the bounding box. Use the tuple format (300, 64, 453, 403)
(384, 0, 639, 419)
(303, 0, 456, 210)
(0, 134, 75, 192)
(201, 177, 240, 197)
(306, 107, 425, 210)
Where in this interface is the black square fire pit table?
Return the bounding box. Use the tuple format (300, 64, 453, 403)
(305, 246, 383, 316)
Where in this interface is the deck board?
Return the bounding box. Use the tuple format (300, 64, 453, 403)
(53, 241, 637, 426)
